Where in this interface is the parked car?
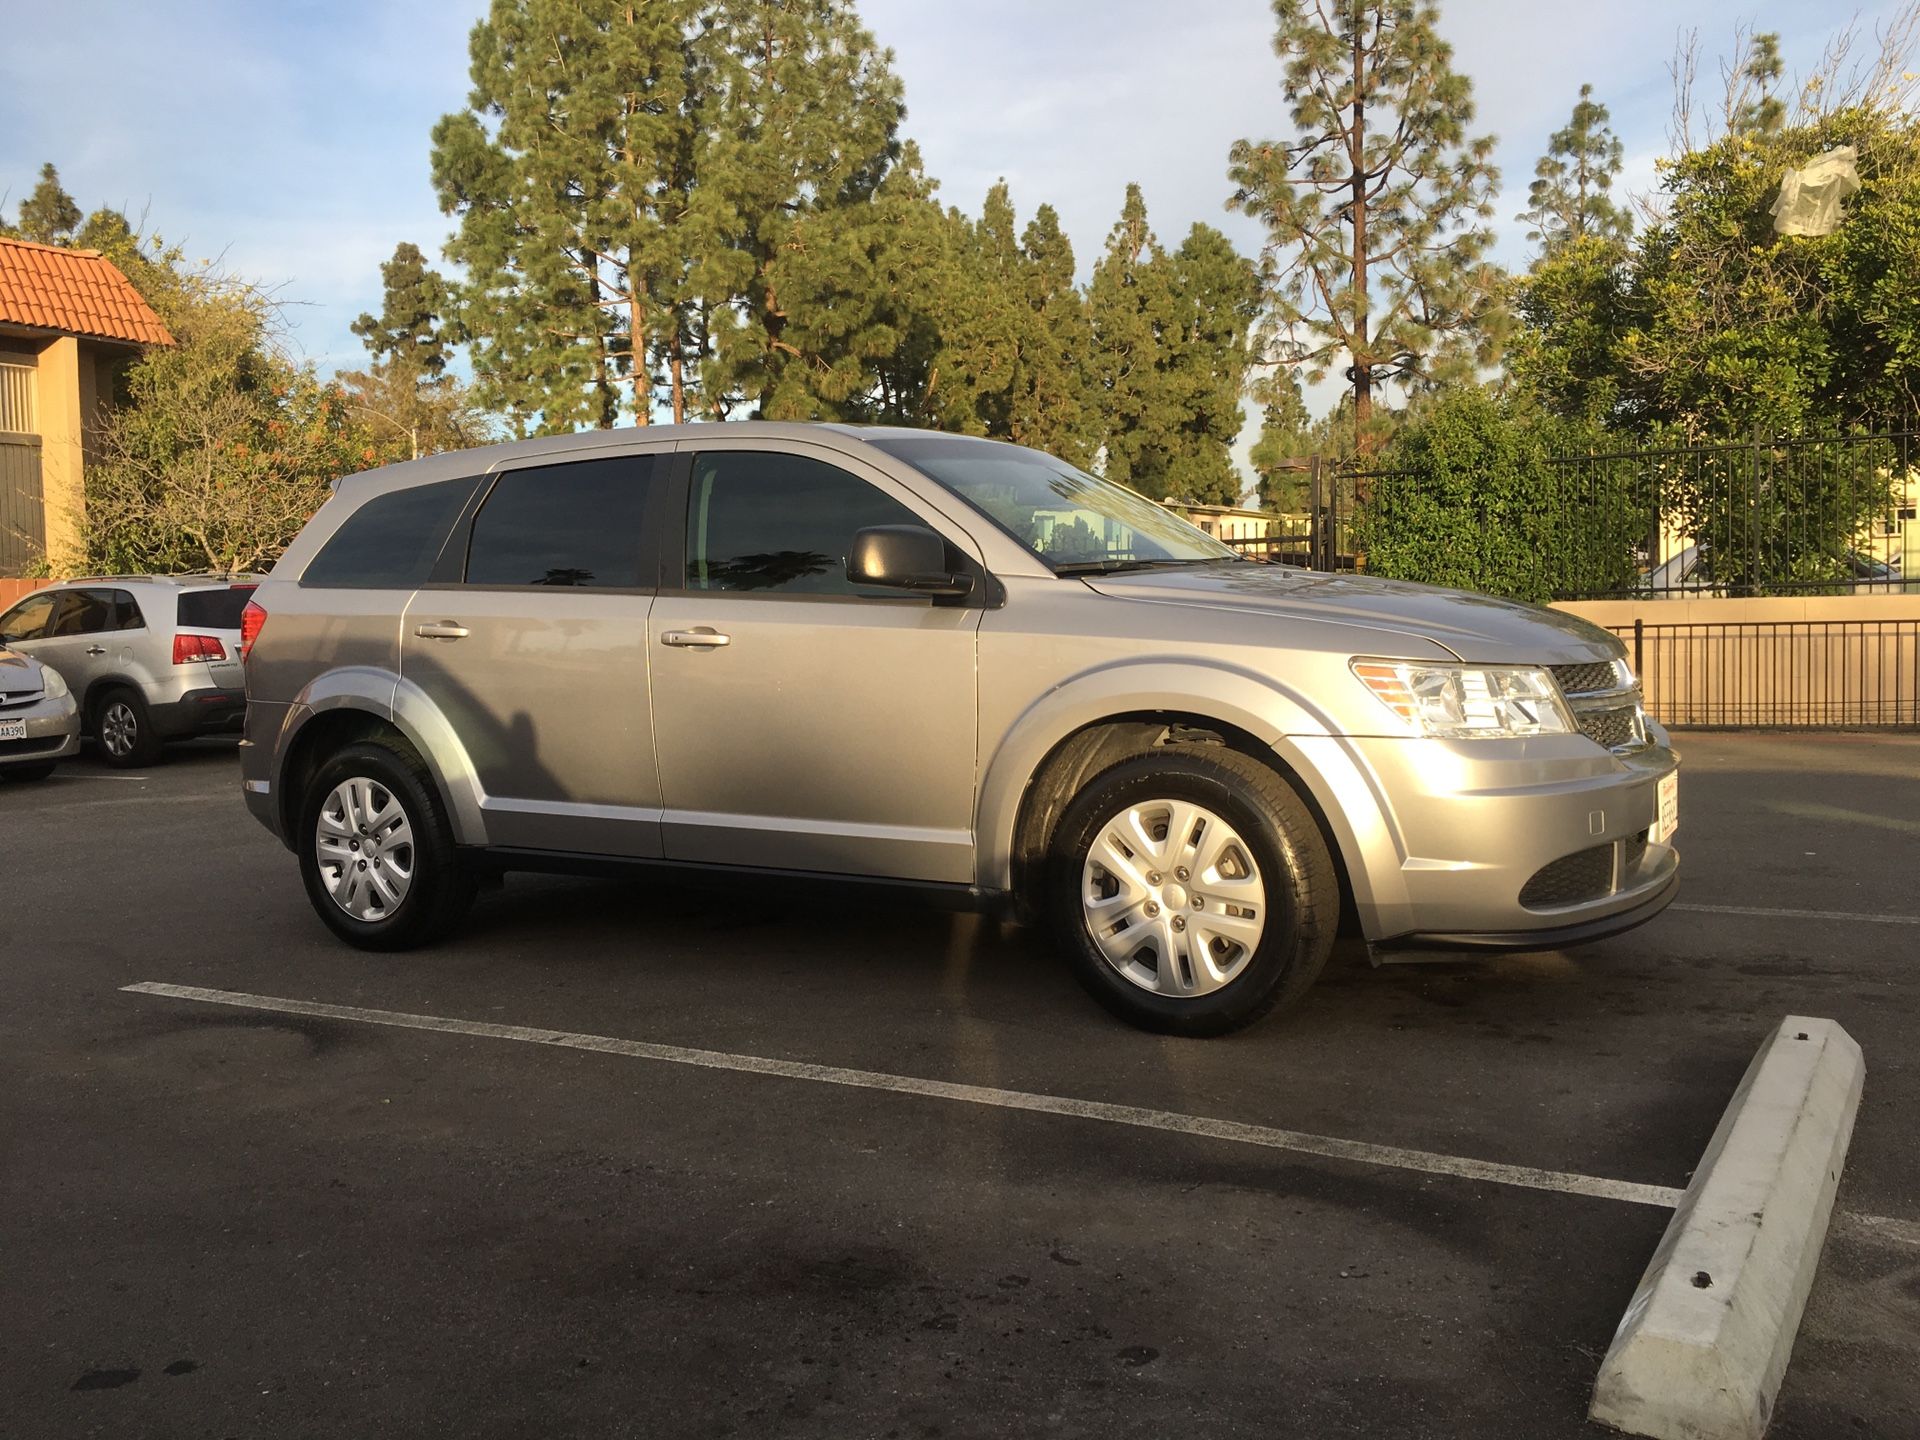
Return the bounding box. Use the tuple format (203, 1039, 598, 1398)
(0, 577, 259, 767)
(239, 424, 1679, 1036)
(0, 642, 80, 782)
(1641, 542, 1903, 595)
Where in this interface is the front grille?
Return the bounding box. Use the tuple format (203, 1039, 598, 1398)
(1551, 660, 1620, 696)
(0, 690, 45, 711)
(1519, 844, 1615, 909)
(1578, 705, 1643, 751)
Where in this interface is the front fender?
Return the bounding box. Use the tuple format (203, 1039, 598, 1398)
(975, 658, 1341, 887)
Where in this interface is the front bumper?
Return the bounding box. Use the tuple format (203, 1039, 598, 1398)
(0, 693, 81, 767)
(1318, 723, 1680, 954)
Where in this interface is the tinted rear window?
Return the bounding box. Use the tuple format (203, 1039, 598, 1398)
(302, 476, 481, 589)
(465, 456, 655, 588)
(176, 586, 256, 630)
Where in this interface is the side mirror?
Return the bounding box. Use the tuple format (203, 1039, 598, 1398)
(847, 525, 974, 597)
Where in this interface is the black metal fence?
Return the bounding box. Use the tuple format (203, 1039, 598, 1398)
(1610, 618, 1920, 728)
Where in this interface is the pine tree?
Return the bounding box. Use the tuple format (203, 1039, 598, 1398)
(1087, 187, 1255, 502)
(1730, 32, 1786, 137)
(432, 0, 697, 433)
(1008, 203, 1095, 465)
(1088, 185, 1178, 494)
(351, 242, 455, 383)
(1519, 84, 1631, 259)
(695, 0, 905, 416)
(1228, 0, 1503, 453)
(15, 163, 82, 245)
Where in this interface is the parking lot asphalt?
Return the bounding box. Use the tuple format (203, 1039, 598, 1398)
(3, 732, 1917, 1439)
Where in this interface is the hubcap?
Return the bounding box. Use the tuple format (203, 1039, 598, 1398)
(1081, 798, 1267, 998)
(101, 702, 137, 757)
(315, 777, 415, 922)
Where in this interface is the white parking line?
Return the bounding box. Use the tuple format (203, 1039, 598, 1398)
(1672, 902, 1920, 927)
(124, 981, 1684, 1209)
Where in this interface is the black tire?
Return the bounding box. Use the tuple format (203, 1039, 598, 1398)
(1047, 746, 1338, 1037)
(91, 686, 163, 768)
(1, 761, 57, 782)
(298, 739, 475, 951)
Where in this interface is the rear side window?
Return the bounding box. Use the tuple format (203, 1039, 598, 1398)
(176, 586, 255, 630)
(465, 456, 655, 588)
(302, 476, 481, 589)
(686, 450, 921, 597)
(111, 590, 146, 631)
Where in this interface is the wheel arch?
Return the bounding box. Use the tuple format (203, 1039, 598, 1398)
(979, 661, 1381, 927)
(274, 669, 488, 847)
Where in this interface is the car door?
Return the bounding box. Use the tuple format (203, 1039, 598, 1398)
(648, 442, 983, 884)
(19, 589, 116, 702)
(401, 449, 668, 858)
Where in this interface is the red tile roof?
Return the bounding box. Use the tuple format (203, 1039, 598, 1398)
(0, 236, 173, 347)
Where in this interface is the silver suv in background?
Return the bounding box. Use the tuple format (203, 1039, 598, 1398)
(0, 577, 258, 767)
(239, 423, 1679, 1036)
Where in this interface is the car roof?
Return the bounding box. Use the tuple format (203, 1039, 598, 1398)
(325, 420, 1017, 498)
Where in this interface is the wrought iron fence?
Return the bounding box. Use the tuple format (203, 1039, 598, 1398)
(1609, 619, 1919, 728)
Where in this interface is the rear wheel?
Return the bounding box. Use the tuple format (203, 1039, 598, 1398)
(92, 687, 162, 769)
(298, 740, 474, 951)
(1048, 747, 1338, 1036)
(1, 761, 57, 782)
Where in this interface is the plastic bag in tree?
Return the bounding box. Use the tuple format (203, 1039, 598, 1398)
(1771, 146, 1861, 237)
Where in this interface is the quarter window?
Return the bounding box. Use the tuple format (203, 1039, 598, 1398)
(686, 451, 923, 597)
(465, 456, 654, 588)
(302, 476, 482, 589)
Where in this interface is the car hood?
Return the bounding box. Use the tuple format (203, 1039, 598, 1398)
(0, 645, 46, 694)
(1084, 565, 1621, 664)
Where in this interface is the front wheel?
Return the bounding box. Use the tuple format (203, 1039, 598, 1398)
(298, 740, 475, 951)
(1048, 747, 1338, 1037)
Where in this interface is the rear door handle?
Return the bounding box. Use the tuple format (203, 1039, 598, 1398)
(414, 622, 470, 640)
(661, 628, 730, 648)
(85, 646, 106, 656)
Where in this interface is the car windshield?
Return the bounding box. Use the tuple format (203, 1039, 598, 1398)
(869, 434, 1242, 573)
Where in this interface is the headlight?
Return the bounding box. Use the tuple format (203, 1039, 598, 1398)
(39, 665, 69, 700)
(1350, 659, 1573, 738)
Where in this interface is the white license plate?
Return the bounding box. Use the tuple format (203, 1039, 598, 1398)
(1652, 771, 1679, 845)
(0, 717, 25, 742)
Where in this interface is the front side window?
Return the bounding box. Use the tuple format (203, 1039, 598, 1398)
(870, 434, 1240, 573)
(48, 590, 113, 637)
(302, 476, 483, 589)
(686, 451, 923, 597)
(0, 593, 56, 643)
(465, 456, 654, 588)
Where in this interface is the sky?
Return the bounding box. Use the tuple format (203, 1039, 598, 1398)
(0, 0, 1894, 438)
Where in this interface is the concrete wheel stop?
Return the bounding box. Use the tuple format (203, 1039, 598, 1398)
(1590, 1015, 1864, 1440)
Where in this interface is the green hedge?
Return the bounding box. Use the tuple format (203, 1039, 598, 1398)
(1354, 390, 1641, 603)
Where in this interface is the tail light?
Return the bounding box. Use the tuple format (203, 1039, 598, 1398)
(239, 598, 268, 661)
(173, 632, 227, 664)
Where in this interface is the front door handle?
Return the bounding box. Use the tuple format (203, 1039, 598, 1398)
(85, 645, 106, 656)
(414, 622, 470, 640)
(661, 628, 730, 648)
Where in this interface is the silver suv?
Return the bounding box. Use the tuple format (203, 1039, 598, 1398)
(240, 424, 1679, 1035)
(0, 577, 258, 767)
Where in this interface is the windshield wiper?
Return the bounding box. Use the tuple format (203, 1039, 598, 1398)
(1051, 556, 1243, 576)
